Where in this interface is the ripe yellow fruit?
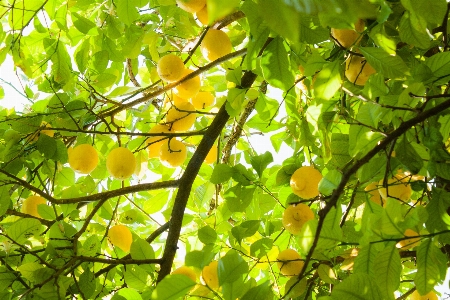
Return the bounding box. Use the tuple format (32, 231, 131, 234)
(282, 204, 315, 235)
(157, 54, 185, 82)
(192, 91, 214, 110)
(174, 69, 201, 99)
(277, 249, 304, 277)
(165, 94, 189, 107)
(396, 229, 421, 250)
(68, 144, 99, 174)
(410, 290, 438, 300)
(345, 55, 376, 86)
(196, 5, 209, 25)
(146, 124, 172, 158)
(106, 147, 136, 180)
(202, 260, 219, 289)
(331, 19, 365, 48)
(200, 29, 232, 62)
(378, 174, 412, 202)
(290, 166, 323, 199)
(172, 266, 197, 282)
(160, 139, 187, 168)
(28, 121, 54, 142)
(364, 182, 383, 206)
(166, 102, 197, 132)
(108, 225, 133, 252)
(176, 0, 206, 13)
(21, 195, 46, 218)
(204, 145, 218, 164)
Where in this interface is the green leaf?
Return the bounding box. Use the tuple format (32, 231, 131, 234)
(17, 262, 43, 282)
(329, 133, 351, 169)
(250, 238, 273, 259)
(36, 134, 57, 159)
(224, 185, 256, 212)
(368, 24, 396, 55)
(0, 186, 11, 216)
(241, 281, 272, 300)
(377, 198, 404, 236)
(314, 60, 341, 100)
(130, 238, 155, 260)
(7, 218, 42, 243)
(245, 22, 270, 70)
(37, 204, 56, 220)
(374, 245, 401, 300)
(255, 0, 300, 43)
(359, 47, 410, 79)
(0, 272, 16, 287)
(218, 250, 249, 285)
(124, 265, 150, 290)
(398, 11, 430, 49)
(356, 102, 383, 128)
(116, 0, 140, 26)
(79, 269, 96, 299)
(415, 239, 447, 295)
(260, 37, 295, 91)
(349, 125, 384, 158)
(402, 0, 447, 24)
(55, 167, 75, 187)
(198, 225, 217, 244)
(426, 188, 450, 232)
(331, 273, 383, 300)
(92, 50, 110, 73)
(210, 164, 234, 184)
(80, 235, 101, 256)
(71, 12, 96, 34)
(317, 206, 342, 249)
(353, 245, 377, 277)
(231, 220, 260, 244)
(318, 170, 342, 196)
(114, 288, 143, 300)
(424, 52, 450, 85)
(250, 151, 273, 178)
(207, 0, 240, 24)
(92, 73, 117, 88)
(151, 274, 195, 300)
(395, 136, 423, 174)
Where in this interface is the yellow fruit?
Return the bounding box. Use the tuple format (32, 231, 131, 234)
(364, 182, 383, 206)
(167, 94, 189, 106)
(378, 174, 412, 202)
(202, 260, 219, 289)
(410, 290, 438, 300)
(331, 19, 365, 48)
(21, 196, 46, 218)
(146, 124, 172, 158)
(176, 0, 206, 13)
(68, 144, 99, 174)
(192, 91, 214, 110)
(174, 69, 201, 99)
(204, 145, 218, 164)
(200, 29, 232, 62)
(290, 166, 323, 199)
(160, 139, 187, 167)
(196, 5, 209, 25)
(282, 204, 315, 235)
(396, 229, 421, 250)
(28, 121, 54, 143)
(345, 55, 376, 86)
(172, 266, 197, 282)
(277, 249, 304, 277)
(108, 225, 132, 252)
(166, 101, 197, 132)
(106, 147, 136, 180)
(157, 54, 185, 82)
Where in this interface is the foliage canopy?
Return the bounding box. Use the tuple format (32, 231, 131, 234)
(0, 0, 450, 299)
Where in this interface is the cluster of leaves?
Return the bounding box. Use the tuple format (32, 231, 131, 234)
(0, 0, 450, 299)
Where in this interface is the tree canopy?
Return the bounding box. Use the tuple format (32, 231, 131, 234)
(0, 0, 450, 299)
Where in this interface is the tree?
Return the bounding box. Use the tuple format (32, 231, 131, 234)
(0, 0, 449, 299)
